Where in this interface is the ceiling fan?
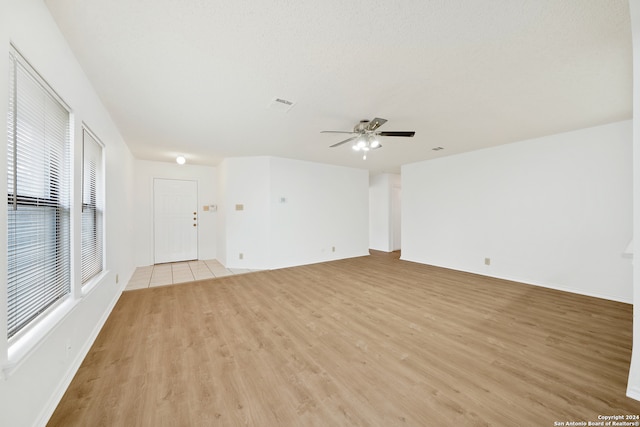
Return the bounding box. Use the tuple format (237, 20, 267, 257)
(321, 118, 415, 159)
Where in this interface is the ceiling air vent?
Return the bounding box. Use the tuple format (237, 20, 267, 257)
(268, 97, 295, 112)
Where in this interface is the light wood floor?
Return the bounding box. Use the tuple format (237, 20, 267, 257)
(48, 251, 640, 426)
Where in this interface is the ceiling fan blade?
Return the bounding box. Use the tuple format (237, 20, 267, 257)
(377, 131, 415, 137)
(321, 130, 356, 134)
(368, 118, 387, 131)
(330, 136, 358, 148)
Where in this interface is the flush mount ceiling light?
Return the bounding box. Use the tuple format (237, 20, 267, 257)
(176, 155, 186, 165)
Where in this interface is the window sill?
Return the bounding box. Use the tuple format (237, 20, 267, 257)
(81, 270, 109, 297)
(2, 296, 79, 379)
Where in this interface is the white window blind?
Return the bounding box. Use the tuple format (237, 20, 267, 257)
(81, 128, 103, 284)
(7, 48, 71, 339)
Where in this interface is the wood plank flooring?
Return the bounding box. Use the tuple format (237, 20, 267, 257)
(48, 251, 640, 426)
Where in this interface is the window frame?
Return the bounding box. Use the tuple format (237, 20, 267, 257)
(80, 125, 105, 287)
(6, 45, 72, 343)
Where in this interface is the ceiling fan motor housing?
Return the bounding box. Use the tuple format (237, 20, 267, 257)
(354, 120, 371, 133)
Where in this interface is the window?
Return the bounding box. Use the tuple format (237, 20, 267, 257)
(81, 128, 104, 284)
(6, 47, 71, 339)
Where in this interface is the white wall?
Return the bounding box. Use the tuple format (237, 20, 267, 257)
(626, 0, 640, 402)
(218, 156, 369, 270)
(269, 157, 370, 269)
(133, 160, 217, 266)
(391, 178, 402, 251)
(402, 120, 633, 303)
(369, 173, 401, 252)
(218, 157, 271, 269)
(369, 174, 391, 251)
(0, 1, 136, 426)
(216, 159, 228, 267)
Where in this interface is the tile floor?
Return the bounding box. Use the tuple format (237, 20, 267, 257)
(125, 259, 257, 291)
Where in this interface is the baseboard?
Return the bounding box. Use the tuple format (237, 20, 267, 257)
(34, 287, 124, 427)
(268, 250, 372, 271)
(399, 256, 632, 304)
(627, 386, 640, 402)
(509, 277, 632, 304)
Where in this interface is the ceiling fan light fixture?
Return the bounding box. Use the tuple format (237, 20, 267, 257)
(323, 117, 415, 161)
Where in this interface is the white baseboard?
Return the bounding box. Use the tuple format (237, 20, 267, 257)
(627, 386, 640, 402)
(35, 286, 124, 427)
(398, 256, 632, 304)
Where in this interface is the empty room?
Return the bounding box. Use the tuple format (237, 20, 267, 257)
(2, 0, 640, 426)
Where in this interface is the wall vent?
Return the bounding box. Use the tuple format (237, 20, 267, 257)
(268, 97, 295, 112)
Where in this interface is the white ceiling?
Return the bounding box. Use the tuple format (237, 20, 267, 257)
(44, 0, 632, 173)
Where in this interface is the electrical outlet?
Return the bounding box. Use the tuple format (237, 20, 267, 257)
(484, 257, 491, 266)
(332, 246, 336, 252)
(239, 253, 243, 260)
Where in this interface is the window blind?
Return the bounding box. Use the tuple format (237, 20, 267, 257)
(81, 129, 103, 284)
(7, 48, 71, 339)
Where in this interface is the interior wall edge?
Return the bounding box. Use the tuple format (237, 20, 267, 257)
(627, 386, 640, 402)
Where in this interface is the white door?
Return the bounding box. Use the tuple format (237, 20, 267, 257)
(154, 179, 198, 264)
